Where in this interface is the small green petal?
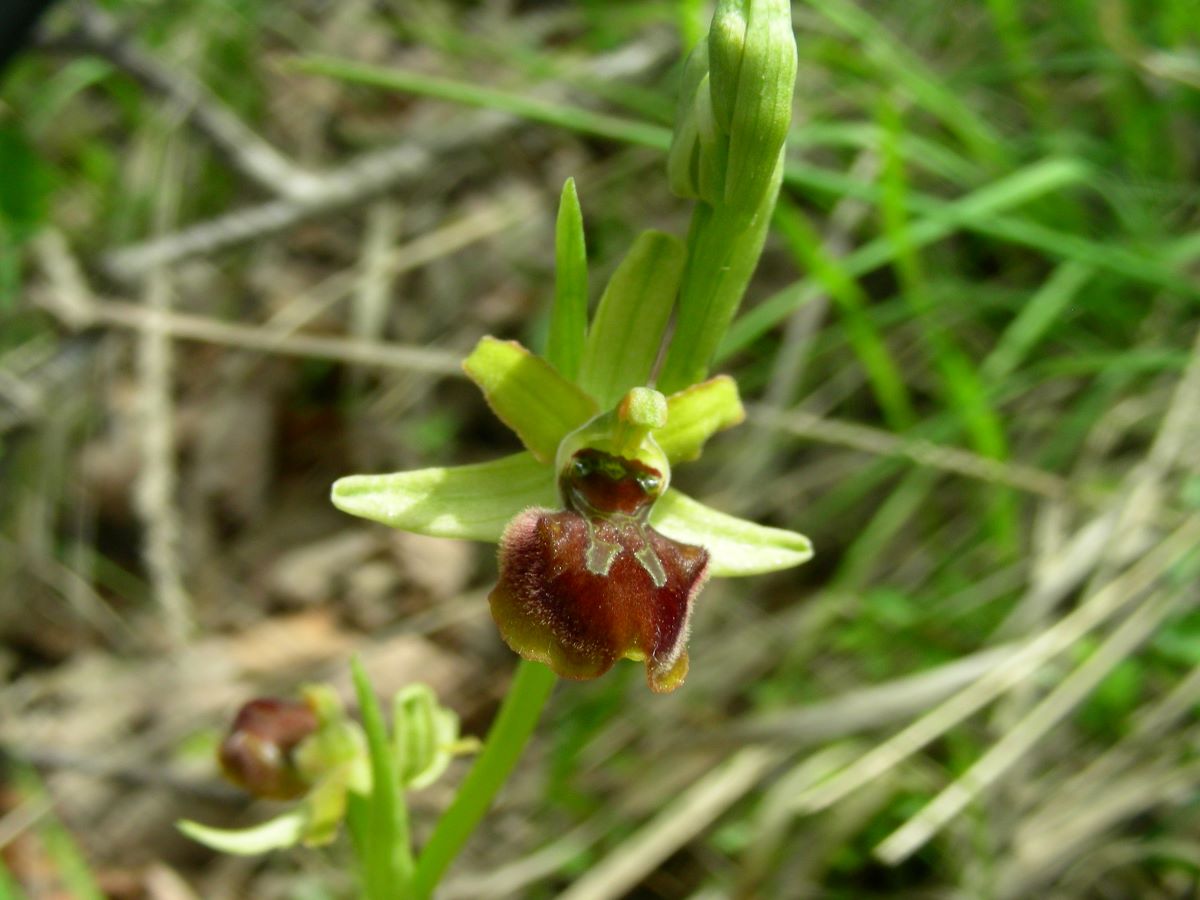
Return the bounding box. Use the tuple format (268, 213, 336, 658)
(578, 230, 685, 407)
(650, 489, 812, 576)
(463, 337, 598, 462)
(392, 684, 462, 790)
(178, 810, 307, 856)
(656, 375, 746, 463)
(331, 452, 556, 541)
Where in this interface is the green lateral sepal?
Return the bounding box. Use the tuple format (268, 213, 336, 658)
(177, 812, 308, 857)
(650, 488, 812, 576)
(331, 452, 556, 541)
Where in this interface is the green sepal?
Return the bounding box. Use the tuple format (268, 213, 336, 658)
(393, 684, 468, 790)
(331, 452, 556, 542)
(657, 375, 746, 462)
(694, 74, 728, 205)
(463, 337, 598, 463)
(301, 770, 354, 847)
(578, 230, 684, 407)
(177, 811, 307, 856)
(650, 489, 812, 576)
(547, 178, 589, 380)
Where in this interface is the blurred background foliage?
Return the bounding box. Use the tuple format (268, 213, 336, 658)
(1, 0, 1199, 897)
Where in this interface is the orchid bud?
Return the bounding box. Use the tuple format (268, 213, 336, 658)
(218, 698, 318, 801)
(392, 684, 468, 790)
(668, 0, 797, 210)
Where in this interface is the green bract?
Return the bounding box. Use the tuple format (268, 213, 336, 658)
(332, 336, 812, 578)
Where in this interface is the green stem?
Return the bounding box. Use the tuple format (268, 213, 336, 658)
(350, 657, 414, 897)
(656, 158, 783, 395)
(412, 660, 557, 897)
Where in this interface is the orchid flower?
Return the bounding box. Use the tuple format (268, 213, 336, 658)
(330, 222, 812, 693)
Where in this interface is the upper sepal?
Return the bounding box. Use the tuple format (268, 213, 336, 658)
(463, 336, 598, 462)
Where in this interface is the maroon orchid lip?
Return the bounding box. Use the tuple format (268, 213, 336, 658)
(491, 447, 709, 693)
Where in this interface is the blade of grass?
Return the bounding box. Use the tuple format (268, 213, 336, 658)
(0, 858, 28, 900)
(877, 98, 1017, 552)
(293, 56, 670, 149)
(773, 198, 916, 430)
(877, 583, 1191, 863)
(11, 771, 103, 900)
(782, 155, 1200, 299)
(982, 0, 1049, 127)
(677, 0, 707, 51)
(722, 157, 1103, 358)
(294, 60, 1195, 302)
(801, 0, 1008, 166)
(980, 261, 1095, 381)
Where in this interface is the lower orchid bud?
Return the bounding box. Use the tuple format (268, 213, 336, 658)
(218, 698, 319, 801)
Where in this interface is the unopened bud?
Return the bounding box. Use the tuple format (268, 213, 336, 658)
(668, 0, 797, 210)
(218, 698, 318, 801)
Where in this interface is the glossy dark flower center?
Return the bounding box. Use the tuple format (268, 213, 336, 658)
(559, 448, 664, 519)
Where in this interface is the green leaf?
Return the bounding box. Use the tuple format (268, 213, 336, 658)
(177, 811, 307, 856)
(650, 489, 812, 576)
(463, 337, 598, 463)
(578, 230, 684, 407)
(331, 452, 556, 541)
(350, 657, 413, 894)
(0, 126, 54, 238)
(656, 375, 745, 462)
(548, 178, 588, 380)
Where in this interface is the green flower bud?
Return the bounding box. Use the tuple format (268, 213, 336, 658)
(392, 684, 468, 790)
(668, 0, 797, 210)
